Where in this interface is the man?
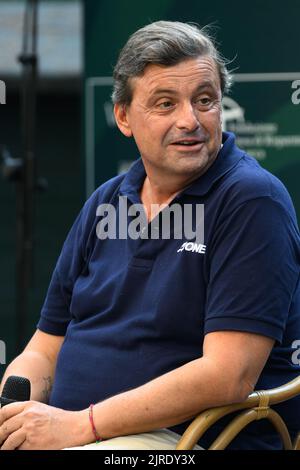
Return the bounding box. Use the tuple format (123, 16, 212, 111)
(0, 21, 299, 450)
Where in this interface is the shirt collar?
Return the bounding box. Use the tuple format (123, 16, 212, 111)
(118, 153, 146, 203)
(119, 132, 244, 200)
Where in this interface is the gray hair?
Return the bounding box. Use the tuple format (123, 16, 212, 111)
(112, 20, 232, 105)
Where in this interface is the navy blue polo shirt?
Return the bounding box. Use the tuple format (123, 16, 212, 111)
(37, 132, 300, 449)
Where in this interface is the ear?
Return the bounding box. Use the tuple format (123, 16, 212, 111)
(114, 103, 133, 137)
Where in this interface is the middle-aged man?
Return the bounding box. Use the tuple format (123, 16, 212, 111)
(0, 21, 299, 450)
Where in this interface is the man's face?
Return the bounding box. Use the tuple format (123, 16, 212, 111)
(114, 56, 222, 182)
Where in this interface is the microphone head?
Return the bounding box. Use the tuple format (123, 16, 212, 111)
(2, 375, 31, 402)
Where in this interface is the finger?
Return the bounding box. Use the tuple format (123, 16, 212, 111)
(0, 414, 23, 445)
(0, 401, 29, 425)
(0, 429, 26, 451)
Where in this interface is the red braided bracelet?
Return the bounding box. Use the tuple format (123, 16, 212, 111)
(89, 404, 102, 443)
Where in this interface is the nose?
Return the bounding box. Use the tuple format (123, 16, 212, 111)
(175, 102, 200, 132)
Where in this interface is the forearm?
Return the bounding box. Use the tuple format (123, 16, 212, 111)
(0, 351, 55, 403)
(87, 356, 247, 441)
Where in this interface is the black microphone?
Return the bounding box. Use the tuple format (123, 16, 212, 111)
(0, 376, 31, 407)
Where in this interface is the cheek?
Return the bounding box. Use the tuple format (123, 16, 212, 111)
(140, 119, 169, 143)
(131, 123, 159, 154)
(204, 110, 222, 135)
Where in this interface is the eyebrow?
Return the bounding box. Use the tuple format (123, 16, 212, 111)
(149, 81, 216, 99)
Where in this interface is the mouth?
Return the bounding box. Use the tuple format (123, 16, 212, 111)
(170, 139, 205, 152)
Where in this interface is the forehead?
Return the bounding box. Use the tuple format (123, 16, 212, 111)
(130, 56, 221, 99)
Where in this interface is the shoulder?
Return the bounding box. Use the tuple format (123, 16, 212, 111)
(64, 173, 126, 246)
(81, 173, 126, 220)
(221, 152, 296, 218)
(87, 173, 126, 205)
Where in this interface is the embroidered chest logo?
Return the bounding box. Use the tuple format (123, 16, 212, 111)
(177, 242, 206, 254)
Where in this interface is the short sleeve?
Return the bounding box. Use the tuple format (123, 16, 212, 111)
(37, 209, 86, 336)
(204, 196, 300, 343)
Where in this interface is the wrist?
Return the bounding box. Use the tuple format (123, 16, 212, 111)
(74, 408, 96, 445)
(89, 404, 102, 442)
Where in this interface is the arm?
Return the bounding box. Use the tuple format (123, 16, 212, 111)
(0, 330, 273, 449)
(82, 330, 274, 442)
(0, 330, 64, 403)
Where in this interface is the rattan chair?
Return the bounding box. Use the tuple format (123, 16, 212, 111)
(175, 376, 300, 450)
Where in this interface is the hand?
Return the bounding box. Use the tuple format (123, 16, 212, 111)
(0, 401, 91, 450)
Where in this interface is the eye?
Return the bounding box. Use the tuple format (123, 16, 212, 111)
(157, 100, 174, 109)
(195, 96, 212, 106)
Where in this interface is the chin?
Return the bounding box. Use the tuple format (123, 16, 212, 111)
(174, 155, 210, 174)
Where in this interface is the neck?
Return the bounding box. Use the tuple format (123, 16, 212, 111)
(140, 173, 194, 222)
(141, 177, 178, 204)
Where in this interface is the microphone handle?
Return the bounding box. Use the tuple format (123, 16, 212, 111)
(0, 396, 18, 407)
